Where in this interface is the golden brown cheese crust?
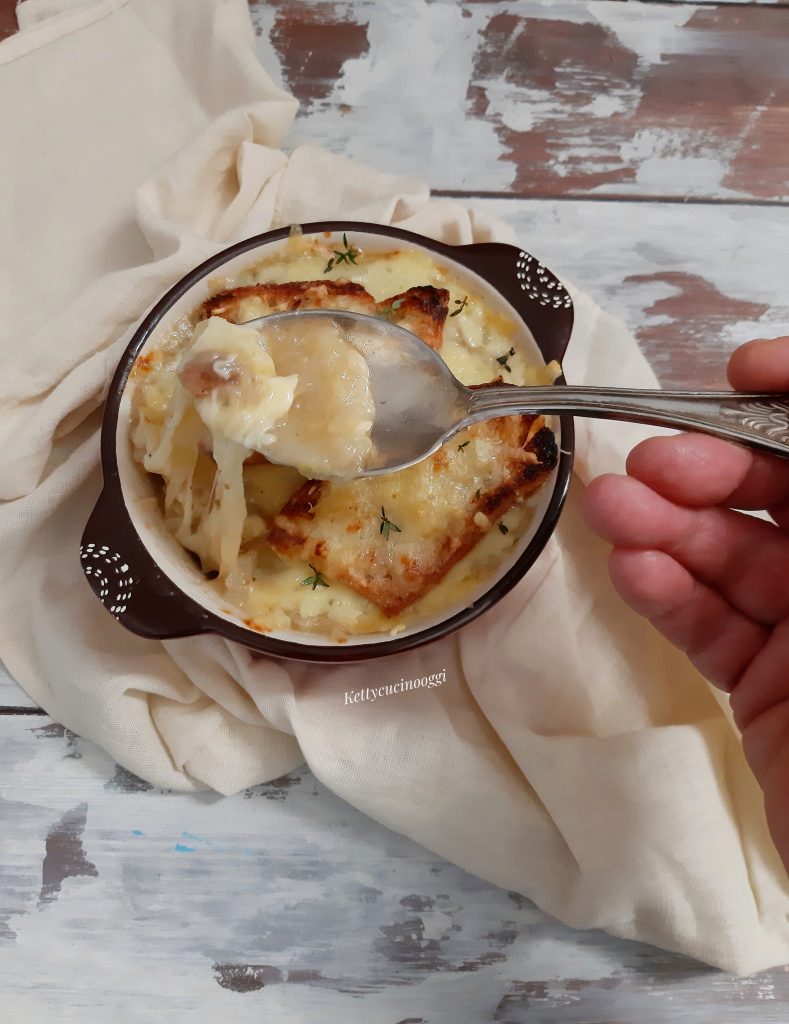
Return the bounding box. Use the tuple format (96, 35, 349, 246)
(198, 281, 450, 350)
(200, 280, 377, 320)
(267, 391, 558, 617)
(381, 286, 450, 350)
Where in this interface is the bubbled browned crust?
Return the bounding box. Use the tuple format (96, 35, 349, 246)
(267, 385, 558, 617)
(199, 280, 378, 320)
(198, 281, 449, 350)
(379, 286, 450, 350)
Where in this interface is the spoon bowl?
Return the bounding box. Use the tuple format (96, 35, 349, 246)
(242, 309, 471, 474)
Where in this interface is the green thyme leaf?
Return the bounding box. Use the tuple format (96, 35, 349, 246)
(449, 295, 468, 317)
(496, 349, 514, 373)
(380, 296, 406, 321)
(301, 564, 329, 590)
(498, 522, 509, 535)
(379, 506, 402, 541)
(331, 233, 360, 268)
(475, 488, 481, 500)
(458, 440, 470, 451)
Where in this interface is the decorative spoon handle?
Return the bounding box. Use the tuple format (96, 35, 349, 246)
(465, 386, 789, 458)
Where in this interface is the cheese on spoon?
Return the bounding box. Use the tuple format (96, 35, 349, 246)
(177, 315, 375, 480)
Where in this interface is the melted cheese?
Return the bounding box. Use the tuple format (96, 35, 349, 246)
(255, 316, 374, 479)
(182, 318, 297, 451)
(178, 316, 374, 480)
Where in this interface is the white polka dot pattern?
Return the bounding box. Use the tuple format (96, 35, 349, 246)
(80, 543, 134, 619)
(516, 251, 572, 310)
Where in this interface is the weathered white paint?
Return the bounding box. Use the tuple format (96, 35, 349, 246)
(248, 0, 601, 190)
(268, 0, 512, 189)
(589, 0, 695, 66)
(250, 0, 789, 200)
(616, 130, 738, 197)
(0, 714, 786, 1023)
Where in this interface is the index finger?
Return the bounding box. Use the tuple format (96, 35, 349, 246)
(626, 433, 789, 523)
(727, 336, 789, 391)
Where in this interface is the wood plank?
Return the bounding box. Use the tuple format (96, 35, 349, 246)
(0, 713, 785, 1021)
(250, 0, 789, 202)
(473, 197, 789, 388)
(659, 0, 787, 5)
(0, 0, 782, 47)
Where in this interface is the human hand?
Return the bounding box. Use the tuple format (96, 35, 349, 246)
(583, 336, 789, 874)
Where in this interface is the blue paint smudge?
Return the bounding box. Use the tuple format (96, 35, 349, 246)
(131, 829, 144, 836)
(174, 843, 195, 853)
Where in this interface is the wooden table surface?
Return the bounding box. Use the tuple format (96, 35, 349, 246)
(2, 1, 789, 1020)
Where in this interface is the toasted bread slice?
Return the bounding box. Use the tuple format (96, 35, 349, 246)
(267, 395, 558, 617)
(199, 280, 378, 322)
(378, 286, 449, 350)
(198, 281, 449, 350)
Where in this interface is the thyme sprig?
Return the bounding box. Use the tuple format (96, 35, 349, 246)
(449, 295, 468, 317)
(324, 233, 360, 273)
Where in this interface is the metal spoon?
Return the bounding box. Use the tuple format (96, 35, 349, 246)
(243, 309, 789, 476)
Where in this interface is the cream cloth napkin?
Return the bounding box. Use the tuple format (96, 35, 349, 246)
(2, 0, 788, 976)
